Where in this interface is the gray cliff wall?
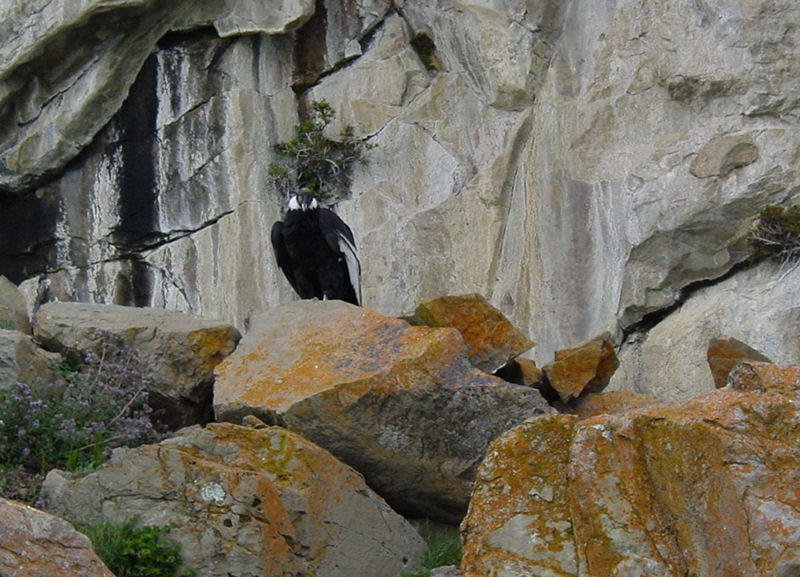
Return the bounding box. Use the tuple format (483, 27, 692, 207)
(1, 0, 799, 401)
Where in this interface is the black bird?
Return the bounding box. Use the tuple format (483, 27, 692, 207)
(271, 191, 362, 306)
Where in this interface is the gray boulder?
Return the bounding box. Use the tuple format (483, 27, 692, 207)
(33, 302, 240, 428)
(0, 329, 62, 390)
(43, 422, 425, 577)
(0, 498, 114, 577)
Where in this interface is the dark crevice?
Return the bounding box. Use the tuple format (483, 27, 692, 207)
(618, 256, 763, 349)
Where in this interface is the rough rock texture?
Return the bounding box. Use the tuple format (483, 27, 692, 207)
(1, 1, 800, 403)
(461, 362, 800, 577)
(43, 422, 425, 577)
(34, 302, 240, 427)
(707, 336, 772, 388)
(214, 300, 554, 523)
(0, 498, 114, 577)
(0, 276, 31, 334)
(405, 293, 535, 373)
(571, 390, 666, 420)
(543, 334, 619, 403)
(611, 262, 800, 403)
(0, 329, 62, 390)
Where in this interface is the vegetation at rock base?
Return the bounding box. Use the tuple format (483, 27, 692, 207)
(410, 32, 440, 71)
(79, 518, 194, 577)
(268, 100, 375, 202)
(0, 331, 165, 505)
(750, 204, 800, 266)
(399, 530, 463, 577)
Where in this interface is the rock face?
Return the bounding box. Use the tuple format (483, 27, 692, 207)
(214, 300, 554, 523)
(0, 329, 62, 390)
(43, 422, 425, 577)
(461, 362, 800, 577)
(34, 302, 241, 427)
(1, 0, 800, 403)
(0, 498, 114, 577)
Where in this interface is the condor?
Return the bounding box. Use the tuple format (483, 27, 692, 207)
(271, 192, 362, 306)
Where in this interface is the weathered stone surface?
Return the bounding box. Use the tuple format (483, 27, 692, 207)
(0, 1, 196, 194)
(571, 390, 665, 420)
(462, 363, 800, 577)
(0, 276, 30, 334)
(1, 0, 800, 407)
(707, 337, 772, 389)
(214, 300, 553, 523)
(34, 302, 240, 427)
(174, 0, 315, 36)
(0, 329, 62, 390)
(43, 422, 425, 577)
(543, 334, 619, 403)
(0, 498, 114, 577)
(405, 293, 535, 373)
(612, 261, 800, 403)
(494, 357, 546, 389)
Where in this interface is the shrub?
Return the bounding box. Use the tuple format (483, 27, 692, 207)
(751, 204, 800, 265)
(268, 100, 374, 201)
(0, 331, 165, 504)
(79, 518, 194, 577)
(399, 530, 463, 577)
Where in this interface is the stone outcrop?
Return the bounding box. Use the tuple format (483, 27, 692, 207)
(707, 337, 772, 388)
(0, 277, 31, 334)
(405, 293, 535, 373)
(43, 422, 425, 577)
(0, 329, 62, 390)
(214, 300, 553, 523)
(461, 362, 800, 577)
(1, 0, 799, 407)
(543, 334, 619, 403)
(34, 302, 240, 427)
(0, 498, 114, 577)
(611, 262, 800, 403)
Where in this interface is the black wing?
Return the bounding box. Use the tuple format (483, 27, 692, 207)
(271, 220, 302, 297)
(318, 208, 362, 306)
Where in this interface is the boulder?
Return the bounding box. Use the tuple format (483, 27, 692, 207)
(707, 337, 773, 389)
(214, 300, 554, 523)
(0, 498, 114, 577)
(0, 276, 31, 334)
(0, 329, 62, 390)
(543, 334, 619, 403)
(461, 363, 800, 577)
(571, 390, 666, 420)
(405, 293, 535, 373)
(43, 422, 425, 577)
(33, 302, 240, 428)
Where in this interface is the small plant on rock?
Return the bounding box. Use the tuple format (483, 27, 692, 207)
(79, 517, 194, 577)
(751, 204, 800, 267)
(268, 100, 374, 202)
(0, 331, 165, 505)
(399, 530, 463, 577)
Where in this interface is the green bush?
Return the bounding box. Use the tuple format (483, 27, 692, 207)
(751, 204, 800, 264)
(79, 518, 194, 577)
(268, 100, 374, 201)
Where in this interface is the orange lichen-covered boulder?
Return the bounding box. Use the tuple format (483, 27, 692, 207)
(405, 293, 535, 373)
(543, 334, 619, 403)
(43, 422, 424, 577)
(461, 362, 800, 577)
(214, 300, 553, 523)
(0, 498, 115, 577)
(706, 337, 772, 388)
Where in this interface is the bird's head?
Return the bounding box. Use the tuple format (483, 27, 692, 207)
(288, 190, 319, 211)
